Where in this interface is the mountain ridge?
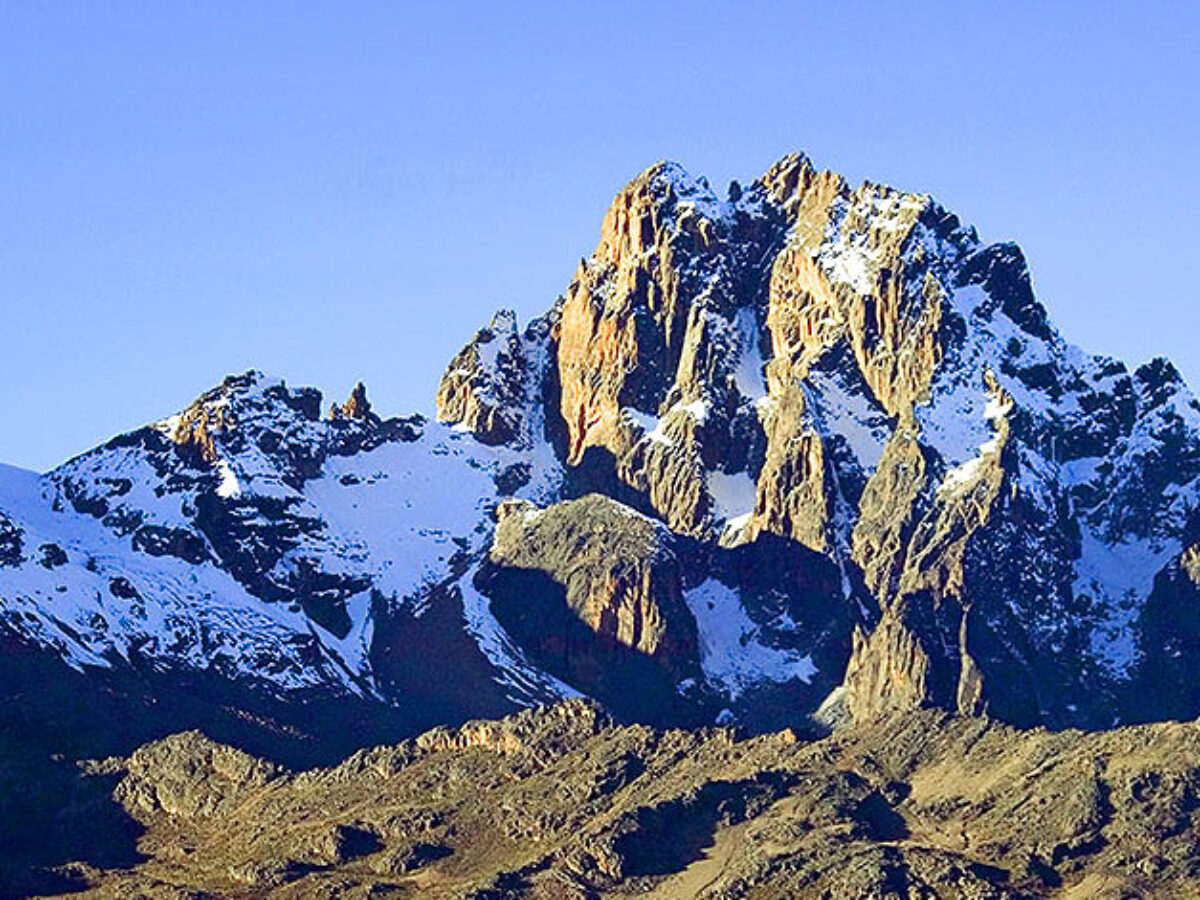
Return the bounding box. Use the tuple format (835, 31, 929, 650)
(40, 699, 1200, 899)
(3, 150, 1200, 743)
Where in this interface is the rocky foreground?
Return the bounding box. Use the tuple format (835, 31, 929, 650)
(20, 700, 1200, 899)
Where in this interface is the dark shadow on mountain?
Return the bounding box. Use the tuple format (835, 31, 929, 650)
(708, 532, 856, 732)
(370, 583, 524, 730)
(614, 771, 796, 878)
(854, 789, 910, 842)
(475, 562, 708, 727)
(0, 748, 140, 897)
(0, 635, 147, 896)
(561, 444, 678, 528)
(1125, 561, 1200, 726)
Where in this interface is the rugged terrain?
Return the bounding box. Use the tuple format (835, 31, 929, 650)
(34, 699, 1200, 899)
(3, 151, 1200, 895)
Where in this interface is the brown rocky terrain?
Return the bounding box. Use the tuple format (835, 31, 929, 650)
(29, 699, 1200, 899)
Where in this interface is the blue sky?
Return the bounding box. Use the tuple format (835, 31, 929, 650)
(2, 2, 1198, 471)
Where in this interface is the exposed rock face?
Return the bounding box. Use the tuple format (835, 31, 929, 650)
(0, 512, 22, 567)
(437, 309, 532, 447)
(342, 381, 372, 420)
(481, 495, 701, 720)
(329, 381, 373, 421)
(488, 495, 694, 665)
(549, 162, 777, 537)
(1126, 540, 1200, 722)
(114, 730, 281, 820)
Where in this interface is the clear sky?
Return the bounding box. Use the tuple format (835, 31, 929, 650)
(2, 2, 1197, 472)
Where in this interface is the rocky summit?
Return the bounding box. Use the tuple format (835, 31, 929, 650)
(3, 153, 1200, 897)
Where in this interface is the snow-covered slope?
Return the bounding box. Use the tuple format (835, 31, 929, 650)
(0, 371, 572, 722)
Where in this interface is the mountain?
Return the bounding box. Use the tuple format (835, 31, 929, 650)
(7, 153, 1200, 897)
(11, 148, 1200, 897)
(5, 150, 1200, 892)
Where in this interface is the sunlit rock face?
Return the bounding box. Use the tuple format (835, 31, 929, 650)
(4, 151, 1200, 743)
(487, 495, 695, 667)
(441, 152, 1200, 731)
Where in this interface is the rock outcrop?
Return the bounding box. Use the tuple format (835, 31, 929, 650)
(52, 701, 1200, 899)
(114, 730, 281, 820)
(480, 495, 701, 720)
(329, 381, 374, 421)
(437, 309, 531, 446)
(488, 495, 695, 666)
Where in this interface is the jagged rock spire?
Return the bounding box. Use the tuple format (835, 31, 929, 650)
(436, 308, 528, 446)
(329, 381, 373, 421)
(344, 382, 371, 420)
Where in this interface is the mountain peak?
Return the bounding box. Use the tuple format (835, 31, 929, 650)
(6, 150, 1200, 758)
(330, 381, 374, 422)
(163, 370, 322, 472)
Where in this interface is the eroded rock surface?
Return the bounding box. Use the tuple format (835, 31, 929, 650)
(45, 701, 1200, 899)
(488, 495, 695, 666)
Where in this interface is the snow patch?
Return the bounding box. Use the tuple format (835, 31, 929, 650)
(305, 424, 503, 610)
(1076, 529, 1177, 677)
(675, 398, 710, 424)
(804, 371, 889, 471)
(707, 470, 757, 523)
(732, 307, 767, 402)
(624, 408, 672, 447)
(215, 459, 242, 499)
(684, 578, 817, 698)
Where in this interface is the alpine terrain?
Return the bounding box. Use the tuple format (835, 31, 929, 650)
(4, 153, 1200, 898)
